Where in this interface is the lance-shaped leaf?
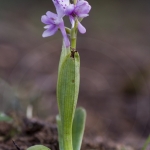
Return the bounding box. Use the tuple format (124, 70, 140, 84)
(72, 107, 86, 150)
(57, 43, 69, 150)
(58, 41, 70, 74)
(27, 145, 50, 150)
(57, 51, 80, 150)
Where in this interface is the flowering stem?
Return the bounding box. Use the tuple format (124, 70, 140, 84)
(70, 31, 76, 50)
(70, 20, 78, 51)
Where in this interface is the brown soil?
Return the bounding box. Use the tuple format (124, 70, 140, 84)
(0, 114, 135, 150)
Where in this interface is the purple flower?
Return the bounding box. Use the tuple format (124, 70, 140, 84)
(52, 0, 91, 34)
(69, 0, 91, 33)
(41, 11, 70, 47)
(41, 0, 91, 46)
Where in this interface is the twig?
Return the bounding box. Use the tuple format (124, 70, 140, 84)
(12, 140, 21, 150)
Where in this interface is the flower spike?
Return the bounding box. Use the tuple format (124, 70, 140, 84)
(41, 0, 91, 47)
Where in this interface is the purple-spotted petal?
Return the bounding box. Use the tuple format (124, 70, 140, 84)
(53, 0, 70, 7)
(77, 21, 86, 34)
(52, 0, 69, 18)
(42, 26, 58, 37)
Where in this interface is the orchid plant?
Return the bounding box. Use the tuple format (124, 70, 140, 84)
(26, 0, 91, 150)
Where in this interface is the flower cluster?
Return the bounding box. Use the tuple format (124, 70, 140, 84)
(41, 0, 91, 47)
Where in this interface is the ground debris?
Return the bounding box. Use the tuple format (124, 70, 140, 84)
(82, 136, 135, 150)
(0, 116, 134, 150)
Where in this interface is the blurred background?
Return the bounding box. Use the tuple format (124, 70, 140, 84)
(0, 0, 150, 147)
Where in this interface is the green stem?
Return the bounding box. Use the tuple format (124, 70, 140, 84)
(70, 20, 78, 50)
(72, 0, 77, 4)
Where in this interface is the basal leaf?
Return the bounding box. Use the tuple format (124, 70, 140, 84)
(72, 108, 86, 150)
(27, 145, 50, 150)
(57, 52, 80, 150)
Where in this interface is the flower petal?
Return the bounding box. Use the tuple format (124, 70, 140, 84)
(52, 0, 69, 18)
(53, 0, 70, 6)
(75, 0, 91, 17)
(78, 14, 89, 18)
(76, 0, 86, 7)
(41, 15, 51, 24)
(77, 21, 86, 34)
(42, 26, 58, 37)
(59, 22, 70, 47)
(44, 24, 53, 29)
(65, 4, 74, 15)
(46, 11, 57, 19)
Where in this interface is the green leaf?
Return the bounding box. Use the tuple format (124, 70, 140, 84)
(72, 108, 86, 150)
(0, 113, 13, 122)
(142, 134, 150, 150)
(57, 50, 80, 150)
(56, 115, 63, 150)
(58, 42, 70, 74)
(27, 145, 50, 150)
